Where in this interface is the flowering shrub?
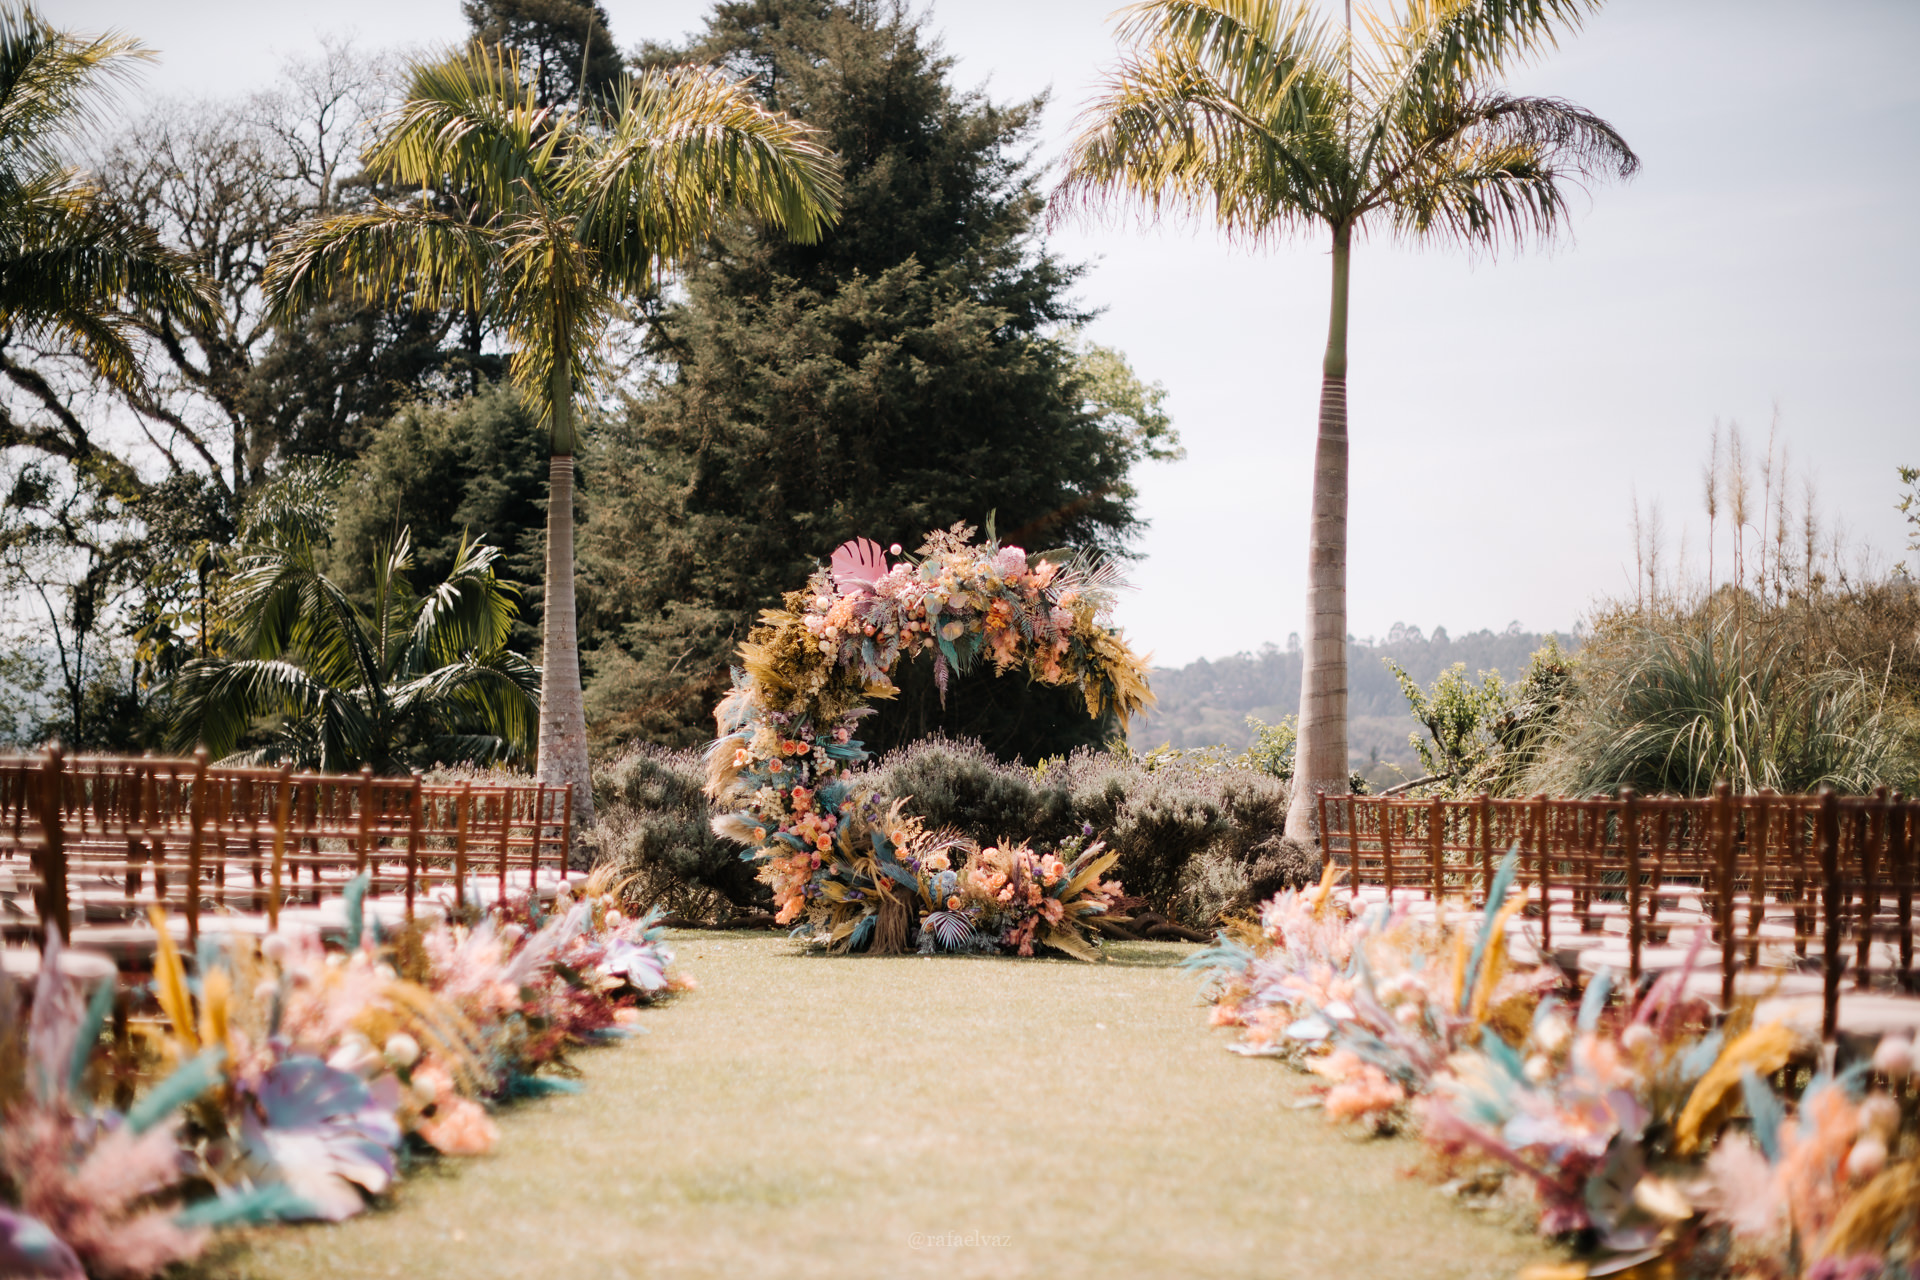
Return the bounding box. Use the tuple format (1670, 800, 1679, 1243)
(705, 525, 1154, 956)
(1193, 858, 1920, 1277)
(0, 866, 690, 1277)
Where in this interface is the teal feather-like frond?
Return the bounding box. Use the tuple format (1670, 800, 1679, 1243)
(1578, 967, 1613, 1031)
(175, 1183, 321, 1228)
(1740, 1067, 1784, 1162)
(342, 869, 370, 950)
(1459, 847, 1520, 1013)
(507, 1073, 584, 1097)
(67, 975, 115, 1098)
(127, 1047, 225, 1134)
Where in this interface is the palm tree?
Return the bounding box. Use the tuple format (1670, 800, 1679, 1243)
(264, 47, 840, 821)
(170, 528, 539, 773)
(0, 4, 211, 469)
(1057, 0, 1637, 839)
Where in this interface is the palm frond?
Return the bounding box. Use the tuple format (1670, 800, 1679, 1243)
(263, 202, 498, 323)
(1056, 0, 1347, 240)
(406, 533, 518, 669)
(1358, 0, 1604, 109)
(388, 654, 538, 761)
(366, 44, 558, 211)
(0, 177, 212, 390)
(1058, 0, 1633, 254)
(167, 656, 354, 761)
(0, 5, 150, 162)
(1365, 90, 1636, 250)
(567, 65, 841, 284)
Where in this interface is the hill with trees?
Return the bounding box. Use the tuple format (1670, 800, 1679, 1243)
(1135, 624, 1580, 786)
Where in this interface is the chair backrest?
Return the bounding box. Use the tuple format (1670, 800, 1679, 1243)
(1318, 786, 1916, 1039)
(0, 748, 572, 954)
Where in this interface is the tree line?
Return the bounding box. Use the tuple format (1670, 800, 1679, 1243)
(0, 0, 1182, 815)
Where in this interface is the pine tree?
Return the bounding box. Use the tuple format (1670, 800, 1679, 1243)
(463, 0, 623, 107)
(582, 0, 1175, 758)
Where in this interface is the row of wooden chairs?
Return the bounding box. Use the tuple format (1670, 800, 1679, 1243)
(1, 747, 573, 954)
(1317, 786, 1918, 1038)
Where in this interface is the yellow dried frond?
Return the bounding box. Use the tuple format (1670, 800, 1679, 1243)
(582, 863, 624, 899)
(704, 732, 747, 799)
(1468, 894, 1527, 1029)
(1082, 628, 1156, 723)
(1674, 1021, 1798, 1154)
(1308, 860, 1345, 919)
(378, 980, 493, 1095)
(1063, 848, 1121, 899)
(1446, 927, 1472, 1014)
(1818, 1158, 1920, 1260)
(199, 965, 232, 1062)
(712, 812, 764, 845)
(147, 906, 198, 1052)
(1040, 924, 1098, 962)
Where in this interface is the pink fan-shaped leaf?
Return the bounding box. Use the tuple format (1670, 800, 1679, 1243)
(830, 537, 888, 594)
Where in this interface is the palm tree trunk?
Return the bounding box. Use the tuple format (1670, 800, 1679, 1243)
(1284, 222, 1351, 843)
(535, 362, 595, 828)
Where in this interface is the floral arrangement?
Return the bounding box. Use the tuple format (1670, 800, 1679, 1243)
(1193, 857, 1920, 1279)
(705, 524, 1153, 957)
(0, 866, 689, 1279)
(916, 827, 1129, 961)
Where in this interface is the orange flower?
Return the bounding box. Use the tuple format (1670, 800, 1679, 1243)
(418, 1096, 498, 1156)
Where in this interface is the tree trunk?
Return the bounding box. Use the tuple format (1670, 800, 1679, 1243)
(1284, 223, 1352, 843)
(536, 363, 595, 827)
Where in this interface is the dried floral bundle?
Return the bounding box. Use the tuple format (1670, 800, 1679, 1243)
(1192, 855, 1920, 1279)
(0, 868, 691, 1278)
(706, 525, 1153, 955)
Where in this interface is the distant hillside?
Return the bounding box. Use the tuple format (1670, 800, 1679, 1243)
(1132, 625, 1579, 785)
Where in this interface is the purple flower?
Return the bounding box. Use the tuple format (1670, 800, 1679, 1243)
(241, 1057, 401, 1222)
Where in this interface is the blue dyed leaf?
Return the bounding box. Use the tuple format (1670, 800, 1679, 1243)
(1579, 967, 1614, 1032)
(1741, 1067, 1784, 1162)
(127, 1048, 225, 1134)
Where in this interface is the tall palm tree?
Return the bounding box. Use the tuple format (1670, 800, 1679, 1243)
(1057, 0, 1637, 839)
(170, 528, 539, 773)
(0, 4, 212, 469)
(264, 47, 840, 821)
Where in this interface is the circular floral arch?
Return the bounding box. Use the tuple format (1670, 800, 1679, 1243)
(704, 524, 1154, 957)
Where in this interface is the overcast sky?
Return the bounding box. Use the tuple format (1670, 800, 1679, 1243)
(52, 0, 1920, 667)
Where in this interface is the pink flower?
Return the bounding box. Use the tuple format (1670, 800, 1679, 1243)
(417, 1097, 498, 1156)
(1323, 1063, 1406, 1123)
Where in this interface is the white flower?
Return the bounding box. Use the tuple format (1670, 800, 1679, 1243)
(327, 1033, 383, 1079)
(1870, 1034, 1913, 1079)
(384, 1033, 422, 1069)
(1847, 1135, 1888, 1182)
(1533, 1013, 1572, 1055)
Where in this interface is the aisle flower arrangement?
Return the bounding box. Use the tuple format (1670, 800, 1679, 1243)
(0, 867, 688, 1279)
(1193, 856, 1920, 1279)
(706, 524, 1153, 957)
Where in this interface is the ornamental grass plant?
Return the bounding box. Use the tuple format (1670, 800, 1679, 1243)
(1525, 618, 1920, 798)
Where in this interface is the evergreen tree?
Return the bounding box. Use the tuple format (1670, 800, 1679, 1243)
(583, 0, 1177, 757)
(328, 383, 552, 653)
(463, 0, 623, 107)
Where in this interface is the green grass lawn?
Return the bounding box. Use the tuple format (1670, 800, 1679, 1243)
(193, 932, 1556, 1280)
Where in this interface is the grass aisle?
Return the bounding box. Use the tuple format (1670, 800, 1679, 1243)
(201, 933, 1554, 1280)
